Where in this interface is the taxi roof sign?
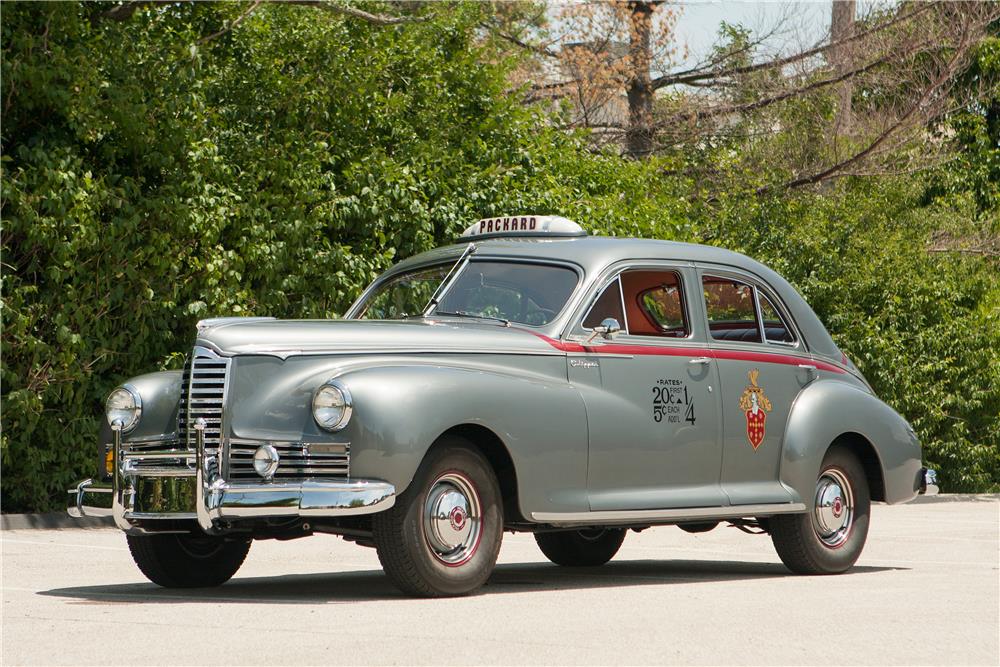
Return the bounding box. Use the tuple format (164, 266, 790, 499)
(461, 215, 586, 240)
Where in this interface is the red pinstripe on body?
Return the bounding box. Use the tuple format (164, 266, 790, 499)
(526, 332, 846, 374)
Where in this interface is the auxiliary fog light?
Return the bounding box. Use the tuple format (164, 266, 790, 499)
(253, 444, 280, 479)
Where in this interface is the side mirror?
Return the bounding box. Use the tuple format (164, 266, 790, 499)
(591, 317, 621, 341)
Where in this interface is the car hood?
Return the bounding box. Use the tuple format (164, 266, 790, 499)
(195, 318, 561, 357)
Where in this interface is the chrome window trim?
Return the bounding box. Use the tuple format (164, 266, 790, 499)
(422, 242, 477, 317)
(752, 284, 767, 343)
(617, 276, 630, 334)
(756, 288, 800, 348)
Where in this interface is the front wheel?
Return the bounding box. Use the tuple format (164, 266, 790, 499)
(770, 444, 870, 574)
(535, 528, 626, 566)
(126, 533, 251, 588)
(373, 439, 503, 597)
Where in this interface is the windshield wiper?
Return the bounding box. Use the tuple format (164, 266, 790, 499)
(421, 242, 476, 316)
(432, 310, 510, 327)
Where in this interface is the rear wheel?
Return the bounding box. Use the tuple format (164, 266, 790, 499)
(770, 445, 870, 574)
(126, 533, 251, 588)
(373, 439, 503, 597)
(535, 528, 626, 566)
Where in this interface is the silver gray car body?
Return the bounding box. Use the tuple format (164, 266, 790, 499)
(69, 230, 927, 534)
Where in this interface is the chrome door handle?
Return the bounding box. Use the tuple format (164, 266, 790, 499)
(798, 364, 817, 371)
(689, 357, 712, 365)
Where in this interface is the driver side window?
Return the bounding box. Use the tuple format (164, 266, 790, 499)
(583, 269, 690, 338)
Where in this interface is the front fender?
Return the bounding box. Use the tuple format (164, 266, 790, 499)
(340, 363, 590, 517)
(226, 355, 590, 517)
(782, 380, 922, 507)
(94, 371, 182, 481)
(121, 371, 183, 442)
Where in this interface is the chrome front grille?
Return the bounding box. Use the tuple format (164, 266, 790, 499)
(178, 346, 230, 455)
(228, 439, 350, 480)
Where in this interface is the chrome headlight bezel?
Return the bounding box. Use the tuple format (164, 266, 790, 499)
(106, 384, 142, 432)
(312, 379, 353, 432)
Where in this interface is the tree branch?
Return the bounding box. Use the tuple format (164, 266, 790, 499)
(197, 0, 263, 45)
(93, 1, 177, 24)
(649, 1, 938, 91)
(94, 0, 422, 27)
(759, 33, 973, 194)
(480, 22, 558, 58)
(676, 46, 907, 123)
(283, 1, 423, 25)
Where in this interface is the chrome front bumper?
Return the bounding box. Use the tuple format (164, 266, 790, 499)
(68, 420, 395, 532)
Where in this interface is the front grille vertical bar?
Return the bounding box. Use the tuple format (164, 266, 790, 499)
(179, 346, 231, 480)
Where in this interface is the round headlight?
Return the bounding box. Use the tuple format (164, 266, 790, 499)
(106, 385, 141, 432)
(312, 380, 352, 431)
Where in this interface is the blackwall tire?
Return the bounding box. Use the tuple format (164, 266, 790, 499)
(535, 528, 627, 566)
(770, 444, 870, 574)
(126, 533, 251, 588)
(372, 438, 503, 597)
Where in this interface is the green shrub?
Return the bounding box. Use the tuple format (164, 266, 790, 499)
(3, 2, 996, 513)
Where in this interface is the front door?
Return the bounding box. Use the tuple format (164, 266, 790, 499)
(568, 266, 726, 511)
(699, 270, 814, 505)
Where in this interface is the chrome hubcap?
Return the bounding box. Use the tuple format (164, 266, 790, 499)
(424, 472, 482, 566)
(814, 468, 854, 548)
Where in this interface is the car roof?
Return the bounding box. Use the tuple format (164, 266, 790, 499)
(383, 236, 843, 361)
(392, 236, 752, 272)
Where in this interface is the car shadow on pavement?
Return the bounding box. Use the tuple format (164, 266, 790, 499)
(37, 559, 905, 605)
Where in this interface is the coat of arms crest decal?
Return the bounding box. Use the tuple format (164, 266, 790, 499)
(738, 369, 772, 450)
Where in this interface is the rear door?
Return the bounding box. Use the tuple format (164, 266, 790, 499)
(698, 269, 814, 505)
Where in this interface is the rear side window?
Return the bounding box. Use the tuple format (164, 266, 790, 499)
(759, 292, 796, 344)
(702, 276, 762, 343)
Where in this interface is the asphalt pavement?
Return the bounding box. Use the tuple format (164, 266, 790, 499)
(2, 499, 997, 666)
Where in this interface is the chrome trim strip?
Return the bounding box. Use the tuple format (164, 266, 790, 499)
(123, 450, 195, 460)
(125, 433, 178, 444)
(121, 465, 196, 477)
(193, 345, 569, 359)
(531, 502, 807, 526)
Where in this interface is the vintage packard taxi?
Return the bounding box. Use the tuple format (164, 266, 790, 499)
(69, 216, 937, 596)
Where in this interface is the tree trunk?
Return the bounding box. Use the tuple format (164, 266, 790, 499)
(626, 1, 654, 158)
(831, 0, 856, 134)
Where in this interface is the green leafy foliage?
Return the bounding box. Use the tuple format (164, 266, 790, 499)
(2, 1, 996, 511)
(1, 2, 690, 511)
(700, 181, 999, 491)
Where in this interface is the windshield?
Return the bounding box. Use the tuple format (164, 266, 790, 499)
(354, 264, 451, 320)
(355, 260, 579, 326)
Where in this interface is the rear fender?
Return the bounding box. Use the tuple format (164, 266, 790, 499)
(782, 380, 922, 507)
